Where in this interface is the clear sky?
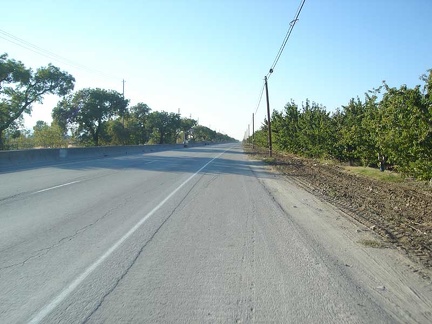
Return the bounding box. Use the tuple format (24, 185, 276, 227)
(1, 0, 431, 140)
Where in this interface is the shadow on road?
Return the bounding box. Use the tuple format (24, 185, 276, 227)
(0, 145, 274, 179)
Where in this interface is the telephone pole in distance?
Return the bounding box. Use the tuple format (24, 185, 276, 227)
(264, 76, 272, 157)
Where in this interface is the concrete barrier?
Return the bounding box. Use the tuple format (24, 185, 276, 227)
(0, 144, 188, 169)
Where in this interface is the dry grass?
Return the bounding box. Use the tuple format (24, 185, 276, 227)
(357, 239, 388, 249)
(343, 166, 404, 183)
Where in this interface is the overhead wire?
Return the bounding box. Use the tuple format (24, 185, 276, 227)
(0, 29, 85, 68)
(254, 82, 266, 115)
(251, 0, 306, 138)
(0, 28, 122, 81)
(266, 0, 306, 79)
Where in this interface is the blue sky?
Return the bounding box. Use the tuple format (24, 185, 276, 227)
(1, 0, 431, 140)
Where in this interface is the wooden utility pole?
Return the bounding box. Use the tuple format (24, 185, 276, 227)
(121, 79, 126, 126)
(252, 113, 255, 149)
(264, 76, 272, 157)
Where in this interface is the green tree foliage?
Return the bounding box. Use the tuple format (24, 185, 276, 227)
(127, 102, 152, 145)
(376, 81, 432, 178)
(33, 120, 67, 148)
(180, 117, 198, 142)
(358, 93, 381, 166)
(100, 119, 130, 146)
(1, 119, 23, 149)
(272, 101, 301, 153)
(215, 133, 236, 142)
(3, 129, 33, 149)
(271, 100, 334, 158)
(0, 53, 75, 149)
(336, 98, 363, 163)
(191, 125, 236, 143)
(0, 55, 235, 150)
(334, 96, 379, 165)
(52, 88, 129, 146)
(191, 125, 216, 142)
(297, 100, 334, 158)
(146, 111, 181, 144)
(250, 120, 269, 148)
(250, 69, 432, 179)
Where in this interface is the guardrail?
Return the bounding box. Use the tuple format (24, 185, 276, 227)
(0, 143, 206, 169)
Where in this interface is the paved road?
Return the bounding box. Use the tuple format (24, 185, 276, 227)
(0, 144, 431, 323)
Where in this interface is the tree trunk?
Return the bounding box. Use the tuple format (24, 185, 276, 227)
(94, 122, 101, 146)
(0, 129, 4, 150)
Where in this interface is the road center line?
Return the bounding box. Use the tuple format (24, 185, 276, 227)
(28, 148, 230, 324)
(32, 181, 81, 194)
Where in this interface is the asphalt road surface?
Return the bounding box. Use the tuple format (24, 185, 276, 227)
(1, 144, 431, 323)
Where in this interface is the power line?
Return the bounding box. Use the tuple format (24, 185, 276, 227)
(0, 29, 85, 68)
(254, 81, 265, 115)
(0, 29, 122, 81)
(253, 0, 306, 116)
(253, 0, 306, 157)
(266, 0, 306, 79)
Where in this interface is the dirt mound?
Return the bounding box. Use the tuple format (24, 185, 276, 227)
(246, 148, 432, 269)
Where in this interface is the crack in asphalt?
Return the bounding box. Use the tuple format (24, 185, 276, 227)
(0, 192, 25, 203)
(0, 197, 132, 271)
(83, 172, 207, 323)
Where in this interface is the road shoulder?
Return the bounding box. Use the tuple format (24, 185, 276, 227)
(250, 160, 432, 323)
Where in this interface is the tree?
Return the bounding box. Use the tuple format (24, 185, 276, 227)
(191, 125, 216, 142)
(52, 88, 129, 146)
(4, 128, 33, 150)
(33, 120, 48, 147)
(296, 99, 334, 158)
(251, 69, 432, 180)
(180, 117, 197, 142)
(249, 122, 268, 148)
(100, 119, 130, 146)
(128, 102, 151, 144)
(359, 92, 380, 166)
(33, 120, 67, 148)
(272, 100, 300, 153)
(0, 53, 75, 149)
(147, 111, 181, 144)
(335, 97, 377, 165)
(377, 81, 432, 178)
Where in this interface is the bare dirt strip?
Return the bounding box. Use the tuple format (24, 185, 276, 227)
(245, 147, 432, 271)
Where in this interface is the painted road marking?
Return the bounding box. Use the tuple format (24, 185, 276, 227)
(28, 148, 231, 324)
(32, 181, 81, 194)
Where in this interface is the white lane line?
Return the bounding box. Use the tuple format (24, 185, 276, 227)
(28, 149, 229, 324)
(32, 181, 81, 194)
